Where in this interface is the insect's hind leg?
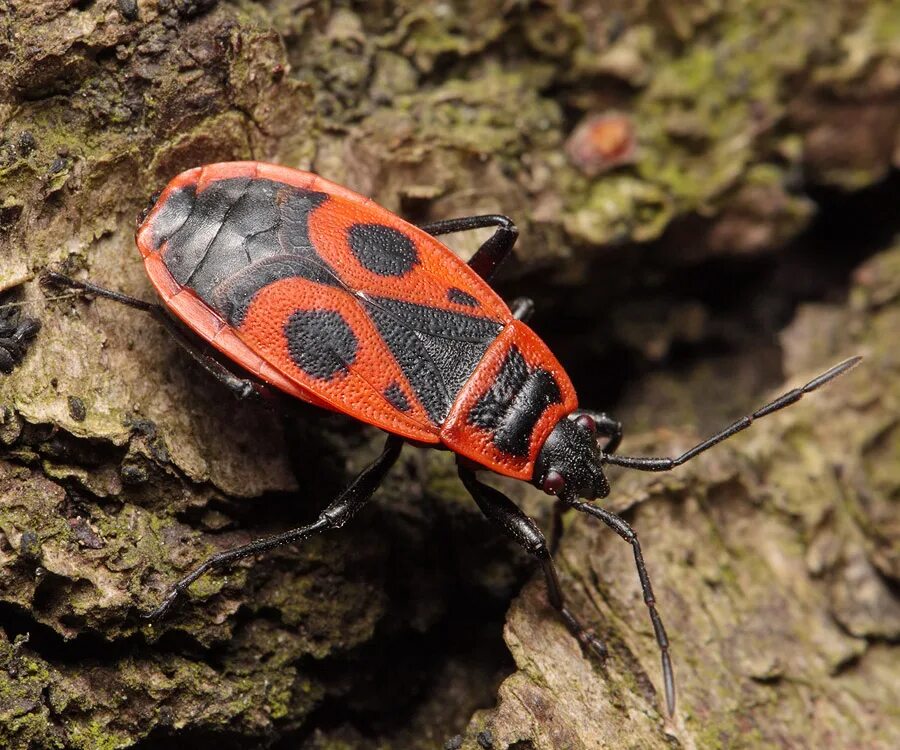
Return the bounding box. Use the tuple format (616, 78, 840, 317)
(458, 464, 607, 660)
(41, 272, 268, 401)
(418, 214, 518, 282)
(147, 435, 404, 619)
(42, 271, 159, 313)
(157, 318, 272, 401)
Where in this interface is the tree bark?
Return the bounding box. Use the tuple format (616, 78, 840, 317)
(1, 2, 898, 748)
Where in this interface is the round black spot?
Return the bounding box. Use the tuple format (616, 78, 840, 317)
(284, 309, 358, 381)
(347, 223, 418, 277)
(447, 287, 479, 307)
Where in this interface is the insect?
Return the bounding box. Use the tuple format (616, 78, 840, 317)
(44, 161, 860, 717)
(0, 292, 41, 374)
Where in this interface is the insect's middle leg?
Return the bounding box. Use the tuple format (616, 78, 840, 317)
(147, 435, 404, 620)
(418, 214, 518, 282)
(458, 465, 606, 659)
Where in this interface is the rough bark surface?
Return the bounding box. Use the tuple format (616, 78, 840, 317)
(1, 1, 898, 748)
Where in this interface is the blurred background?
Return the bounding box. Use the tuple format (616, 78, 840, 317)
(1, 2, 898, 748)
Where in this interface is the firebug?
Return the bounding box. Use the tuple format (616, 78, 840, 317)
(44, 162, 861, 717)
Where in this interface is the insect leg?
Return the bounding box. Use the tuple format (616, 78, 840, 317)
(154, 316, 272, 401)
(42, 272, 268, 400)
(417, 215, 518, 282)
(458, 465, 607, 660)
(509, 296, 535, 322)
(570, 500, 675, 716)
(42, 271, 159, 313)
(549, 499, 568, 555)
(146, 435, 404, 620)
(603, 356, 862, 472)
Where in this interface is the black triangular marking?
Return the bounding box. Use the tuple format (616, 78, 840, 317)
(383, 381, 411, 412)
(364, 297, 502, 424)
(447, 287, 479, 307)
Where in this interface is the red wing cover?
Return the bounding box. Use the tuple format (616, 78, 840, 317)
(137, 162, 513, 443)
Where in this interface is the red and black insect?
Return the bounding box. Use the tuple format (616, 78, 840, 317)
(45, 162, 860, 717)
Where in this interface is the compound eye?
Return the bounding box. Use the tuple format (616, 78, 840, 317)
(575, 414, 597, 434)
(542, 470, 566, 496)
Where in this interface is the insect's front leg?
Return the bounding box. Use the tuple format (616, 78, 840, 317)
(458, 464, 607, 661)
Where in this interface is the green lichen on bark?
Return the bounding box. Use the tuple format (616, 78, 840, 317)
(1, 1, 899, 748)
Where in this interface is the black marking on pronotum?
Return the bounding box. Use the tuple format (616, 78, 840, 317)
(364, 297, 502, 425)
(284, 309, 358, 381)
(383, 382, 411, 412)
(157, 178, 332, 325)
(447, 287, 479, 307)
(469, 346, 562, 457)
(347, 223, 419, 277)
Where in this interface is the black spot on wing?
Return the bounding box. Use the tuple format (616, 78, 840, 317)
(348, 223, 418, 277)
(383, 382, 411, 412)
(468, 346, 562, 457)
(447, 287, 479, 307)
(364, 297, 502, 424)
(285, 309, 357, 381)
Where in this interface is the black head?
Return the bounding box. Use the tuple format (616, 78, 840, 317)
(533, 414, 609, 502)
